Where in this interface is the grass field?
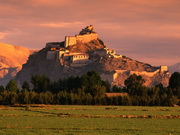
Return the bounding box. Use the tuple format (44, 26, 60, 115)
(0, 105, 179, 135)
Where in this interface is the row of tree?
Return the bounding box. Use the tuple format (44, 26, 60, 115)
(0, 90, 131, 105)
(0, 71, 179, 106)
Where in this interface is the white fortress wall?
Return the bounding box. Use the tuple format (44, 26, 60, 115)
(115, 70, 129, 74)
(58, 50, 66, 58)
(64, 36, 77, 48)
(115, 69, 160, 77)
(130, 70, 160, 77)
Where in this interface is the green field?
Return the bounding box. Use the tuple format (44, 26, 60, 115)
(0, 105, 179, 135)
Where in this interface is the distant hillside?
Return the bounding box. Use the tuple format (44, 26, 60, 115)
(169, 62, 180, 74)
(0, 43, 36, 86)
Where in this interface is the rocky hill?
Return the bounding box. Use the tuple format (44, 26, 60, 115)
(15, 25, 170, 88)
(169, 62, 180, 74)
(0, 43, 36, 86)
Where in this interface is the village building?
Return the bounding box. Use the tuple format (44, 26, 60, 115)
(71, 53, 89, 63)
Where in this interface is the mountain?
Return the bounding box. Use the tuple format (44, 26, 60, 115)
(15, 25, 170, 87)
(0, 43, 36, 86)
(169, 62, 180, 74)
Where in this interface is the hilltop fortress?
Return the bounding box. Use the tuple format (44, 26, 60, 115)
(43, 25, 169, 87)
(16, 25, 170, 87)
(45, 25, 122, 67)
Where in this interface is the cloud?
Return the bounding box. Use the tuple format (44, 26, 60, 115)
(0, 32, 10, 40)
(38, 22, 83, 28)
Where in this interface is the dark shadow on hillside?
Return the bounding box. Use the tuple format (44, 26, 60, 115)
(0, 67, 19, 86)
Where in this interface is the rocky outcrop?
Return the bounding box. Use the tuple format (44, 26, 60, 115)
(68, 39, 105, 53)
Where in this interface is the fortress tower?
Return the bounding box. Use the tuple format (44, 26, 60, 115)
(64, 25, 98, 48)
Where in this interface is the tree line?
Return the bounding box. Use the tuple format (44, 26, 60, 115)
(0, 71, 179, 106)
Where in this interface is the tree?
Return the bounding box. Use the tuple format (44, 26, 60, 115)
(124, 74, 145, 95)
(112, 85, 123, 92)
(31, 75, 50, 93)
(1, 91, 18, 105)
(169, 72, 180, 97)
(169, 72, 180, 89)
(22, 81, 30, 91)
(92, 85, 106, 98)
(66, 76, 81, 92)
(81, 71, 104, 94)
(50, 78, 68, 93)
(6, 80, 19, 92)
(102, 80, 111, 92)
(0, 85, 5, 93)
(125, 74, 145, 89)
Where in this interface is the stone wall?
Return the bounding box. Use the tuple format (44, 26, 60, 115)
(94, 48, 121, 58)
(76, 33, 98, 43)
(58, 50, 66, 59)
(64, 36, 77, 48)
(130, 70, 159, 77)
(115, 67, 167, 77)
(113, 54, 123, 58)
(64, 33, 98, 48)
(160, 65, 168, 72)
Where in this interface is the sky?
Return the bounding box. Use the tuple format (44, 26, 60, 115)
(0, 0, 180, 66)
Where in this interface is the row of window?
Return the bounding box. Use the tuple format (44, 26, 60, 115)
(73, 55, 89, 59)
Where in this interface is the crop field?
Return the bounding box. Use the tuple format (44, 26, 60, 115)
(0, 105, 179, 135)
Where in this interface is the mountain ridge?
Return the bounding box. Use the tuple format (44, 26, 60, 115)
(0, 43, 36, 86)
(169, 62, 180, 74)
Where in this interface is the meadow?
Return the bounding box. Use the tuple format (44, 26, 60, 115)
(0, 105, 179, 135)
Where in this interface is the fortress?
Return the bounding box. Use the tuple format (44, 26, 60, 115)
(46, 25, 121, 67)
(46, 25, 98, 48)
(45, 25, 169, 87)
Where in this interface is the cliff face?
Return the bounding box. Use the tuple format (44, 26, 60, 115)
(0, 43, 36, 86)
(15, 26, 170, 88)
